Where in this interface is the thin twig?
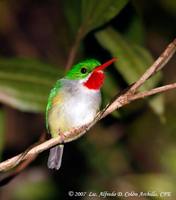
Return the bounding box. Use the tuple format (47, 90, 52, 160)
(130, 83, 176, 101)
(0, 38, 175, 172)
(130, 38, 176, 92)
(65, 27, 84, 71)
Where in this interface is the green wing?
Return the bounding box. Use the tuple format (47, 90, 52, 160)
(46, 80, 62, 131)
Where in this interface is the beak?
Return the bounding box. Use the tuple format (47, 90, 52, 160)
(94, 58, 117, 72)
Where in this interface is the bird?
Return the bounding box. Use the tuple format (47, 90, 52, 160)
(46, 58, 116, 170)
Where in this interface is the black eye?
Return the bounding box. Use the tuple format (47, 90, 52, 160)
(81, 67, 87, 74)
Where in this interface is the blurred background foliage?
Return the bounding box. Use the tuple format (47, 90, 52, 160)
(0, 0, 175, 199)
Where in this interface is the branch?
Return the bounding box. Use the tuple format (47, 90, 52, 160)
(130, 83, 176, 101)
(130, 38, 176, 92)
(65, 26, 85, 71)
(0, 38, 176, 172)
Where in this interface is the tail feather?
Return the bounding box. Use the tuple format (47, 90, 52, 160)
(47, 145, 64, 170)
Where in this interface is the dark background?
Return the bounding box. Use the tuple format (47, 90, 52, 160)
(0, 0, 176, 199)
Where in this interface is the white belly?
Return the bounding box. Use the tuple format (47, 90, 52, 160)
(63, 86, 101, 128)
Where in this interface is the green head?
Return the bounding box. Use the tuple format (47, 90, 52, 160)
(65, 58, 116, 90)
(66, 59, 101, 80)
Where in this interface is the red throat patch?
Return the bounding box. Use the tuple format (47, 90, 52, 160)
(84, 71, 105, 90)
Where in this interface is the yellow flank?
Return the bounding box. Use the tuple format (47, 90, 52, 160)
(52, 94, 61, 107)
(48, 92, 69, 138)
(48, 108, 68, 137)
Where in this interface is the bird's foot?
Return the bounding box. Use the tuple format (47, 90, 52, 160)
(58, 124, 90, 143)
(57, 130, 66, 144)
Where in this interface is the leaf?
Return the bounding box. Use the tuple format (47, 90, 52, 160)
(124, 13, 145, 45)
(0, 109, 5, 161)
(149, 94, 165, 123)
(0, 58, 64, 112)
(96, 27, 160, 87)
(63, 0, 129, 37)
(62, 0, 82, 36)
(81, 0, 129, 35)
(95, 27, 164, 116)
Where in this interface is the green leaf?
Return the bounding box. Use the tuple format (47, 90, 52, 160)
(62, 0, 82, 36)
(96, 27, 160, 87)
(63, 0, 129, 37)
(95, 27, 164, 116)
(81, 0, 129, 35)
(0, 109, 5, 161)
(124, 13, 145, 45)
(0, 58, 63, 112)
(149, 94, 165, 122)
